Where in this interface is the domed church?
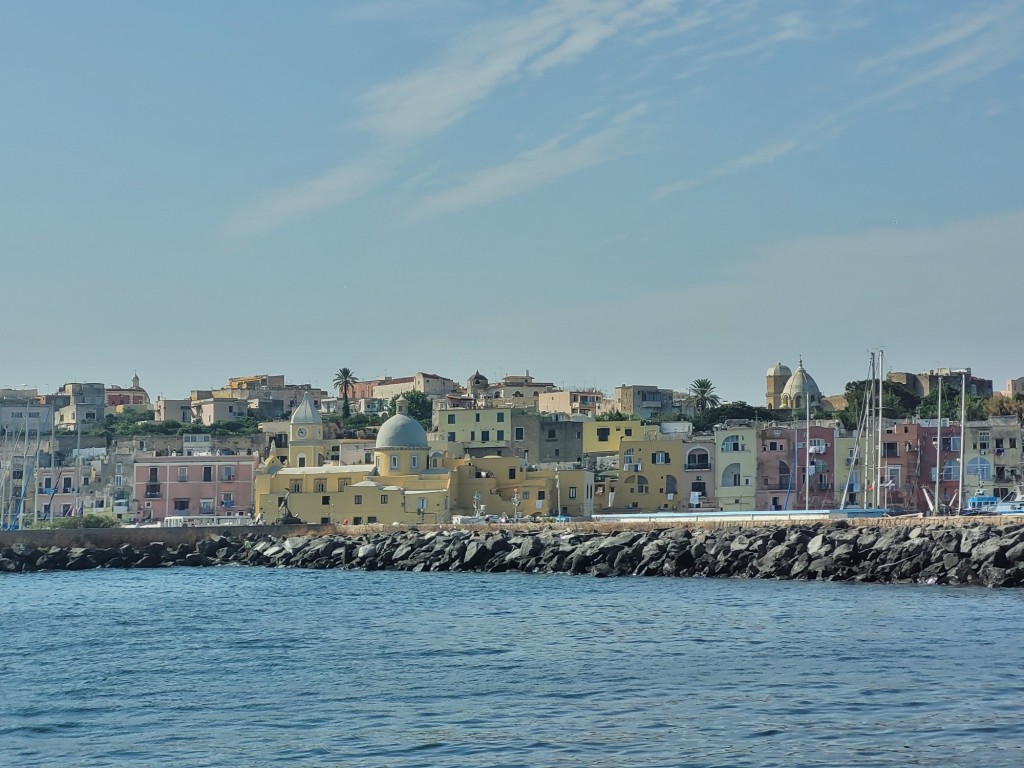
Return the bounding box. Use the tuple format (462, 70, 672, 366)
(765, 358, 823, 410)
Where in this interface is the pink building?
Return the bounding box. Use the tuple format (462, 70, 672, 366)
(134, 455, 257, 522)
(34, 466, 91, 520)
(755, 425, 838, 511)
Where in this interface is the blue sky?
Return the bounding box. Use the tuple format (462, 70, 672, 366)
(3, 0, 1023, 403)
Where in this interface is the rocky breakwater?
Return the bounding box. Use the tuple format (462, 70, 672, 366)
(5, 521, 1024, 587)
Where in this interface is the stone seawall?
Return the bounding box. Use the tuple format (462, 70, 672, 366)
(5, 521, 1024, 587)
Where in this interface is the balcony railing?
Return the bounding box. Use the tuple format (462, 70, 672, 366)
(685, 462, 711, 471)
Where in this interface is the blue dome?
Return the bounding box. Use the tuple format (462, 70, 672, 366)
(375, 413, 428, 450)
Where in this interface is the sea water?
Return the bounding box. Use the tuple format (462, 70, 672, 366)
(2, 568, 1023, 767)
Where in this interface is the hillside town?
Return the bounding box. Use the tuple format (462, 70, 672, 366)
(2, 362, 1023, 529)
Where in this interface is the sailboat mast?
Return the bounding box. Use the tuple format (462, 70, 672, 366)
(935, 372, 943, 517)
(957, 369, 968, 513)
(876, 349, 884, 508)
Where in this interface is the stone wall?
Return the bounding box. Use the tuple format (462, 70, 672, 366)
(4, 520, 1024, 587)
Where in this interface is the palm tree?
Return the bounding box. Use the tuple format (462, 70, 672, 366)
(687, 378, 721, 417)
(332, 367, 358, 419)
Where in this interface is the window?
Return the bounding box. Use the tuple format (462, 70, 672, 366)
(497, 430, 504, 440)
(475, 413, 481, 422)
(417, 498, 427, 511)
(996, 438, 1005, 450)
(390, 455, 399, 469)
(411, 455, 419, 469)
(568, 486, 577, 499)
(298, 455, 306, 467)
(115, 462, 123, 474)
(291, 482, 300, 492)
(686, 449, 710, 470)
(515, 427, 525, 441)
(547, 429, 556, 439)
(353, 517, 362, 525)
(722, 436, 740, 452)
(174, 499, 189, 512)
(114, 476, 123, 488)
(522, 491, 530, 500)
(354, 495, 363, 505)
(497, 412, 505, 422)
(967, 457, 992, 481)
(470, 431, 476, 441)
(1009, 438, 1017, 449)
(481, 430, 490, 441)
(315, 481, 325, 493)
(624, 428, 633, 437)
(203, 466, 213, 482)
(368, 517, 378, 524)
(322, 495, 330, 506)
(177, 466, 188, 482)
(200, 499, 214, 513)
(380, 495, 388, 504)
(885, 466, 901, 486)
(221, 466, 235, 481)
(447, 414, 456, 424)
(597, 427, 610, 442)
(653, 451, 670, 465)
(448, 432, 456, 442)
(537, 490, 546, 500)
(979, 431, 990, 450)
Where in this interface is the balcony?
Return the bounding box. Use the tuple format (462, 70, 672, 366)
(145, 483, 161, 499)
(685, 462, 711, 472)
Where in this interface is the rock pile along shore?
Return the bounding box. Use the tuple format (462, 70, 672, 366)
(4, 521, 1024, 587)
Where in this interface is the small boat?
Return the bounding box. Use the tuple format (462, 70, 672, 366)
(964, 484, 1024, 515)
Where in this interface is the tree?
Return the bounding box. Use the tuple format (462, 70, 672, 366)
(686, 378, 721, 418)
(595, 410, 632, 422)
(837, 379, 921, 430)
(689, 401, 773, 432)
(332, 367, 359, 419)
(386, 391, 433, 430)
(918, 383, 989, 421)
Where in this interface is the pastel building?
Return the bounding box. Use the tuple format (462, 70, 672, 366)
(105, 374, 151, 411)
(254, 396, 593, 525)
(133, 455, 257, 522)
(537, 389, 602, 417)
(613, 431, 717, 511)
(713, 422, 757, 511)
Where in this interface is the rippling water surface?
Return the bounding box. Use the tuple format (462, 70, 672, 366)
(3, 567, 1024, 767)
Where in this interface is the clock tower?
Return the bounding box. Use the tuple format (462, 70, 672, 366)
(288, 391, 324, 468)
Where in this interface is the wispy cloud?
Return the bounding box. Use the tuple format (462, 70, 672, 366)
(221, 152, 399, 240)
(224, 0, 676, 238)
(414, 103, 648, 218)
(860, 2, 1024, 103)
(654, 138, 798, 198)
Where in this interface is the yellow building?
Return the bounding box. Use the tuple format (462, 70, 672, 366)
(713, 422, 757, 511)
(582, 419, 644, 456)
(254, 395, 594, 524)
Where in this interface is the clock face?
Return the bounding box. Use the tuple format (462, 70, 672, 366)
(297, 427, 308, 439)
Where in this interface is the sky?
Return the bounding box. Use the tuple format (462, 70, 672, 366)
(2, 0, 1023, 404)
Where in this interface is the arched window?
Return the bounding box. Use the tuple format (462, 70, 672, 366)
(291, 482, 300, 493)
(686, 448, 710, 470)
(721, 435, 741, 452)
(411, 455, 419, 470)
(637, 475, 649, 494)
(298, 455, 306, 467)
(390, 455, 399, 470)
(665, 474, 678, 495)
(967, 457, 991, 481)
(314, 481, 325, 493)
(721, 462, 741, 487)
